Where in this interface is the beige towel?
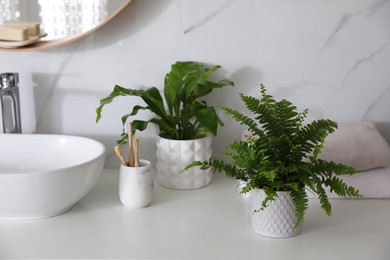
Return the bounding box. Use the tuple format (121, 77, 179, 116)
(318, 121, 390, 171)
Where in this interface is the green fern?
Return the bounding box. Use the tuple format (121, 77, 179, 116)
(182, 84, 362, 226)
(291, 188, 309, 227)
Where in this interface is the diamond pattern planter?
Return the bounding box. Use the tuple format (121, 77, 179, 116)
(156, 136, 213, 190)
(251, 189, 302, 238)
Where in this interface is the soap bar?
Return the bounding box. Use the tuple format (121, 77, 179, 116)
(0, 26, 28, 41)
(2, 21, 40, 35)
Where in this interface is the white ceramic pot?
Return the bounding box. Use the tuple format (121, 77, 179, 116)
(156, 136, 213, 190)
(251, 189, 302, 238)
(119, 160, 153, 208)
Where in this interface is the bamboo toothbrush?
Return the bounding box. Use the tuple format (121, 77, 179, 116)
(128, 122, 134, 167)
(114, 146, 127, 166)
(133, 136, 140, 167)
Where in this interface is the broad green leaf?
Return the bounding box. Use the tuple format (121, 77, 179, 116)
(121, 105, 149, 125)
(192, 104, 219, 136)
(121, 113, 132, 126)
(117, 119, 150, 144)
(96, 85, 144, 122)
(130, 105, 148, 116)
(141, 87, 170, 123)
(164, 62, 201, 115)
(184, 65, 220, 99)
(131, 120, 150, 132)
(188, 79, 234, 104)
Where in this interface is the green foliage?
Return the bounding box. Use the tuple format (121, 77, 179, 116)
(182, 84, 361, 226)
(96, 61, 234, 143)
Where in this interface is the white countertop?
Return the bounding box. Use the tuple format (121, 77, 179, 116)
(1, 168, 389, 259)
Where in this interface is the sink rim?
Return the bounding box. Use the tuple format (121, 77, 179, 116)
(0, 133, 106, 175)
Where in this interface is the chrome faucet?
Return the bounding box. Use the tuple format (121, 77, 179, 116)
(0, 73, 22, 133)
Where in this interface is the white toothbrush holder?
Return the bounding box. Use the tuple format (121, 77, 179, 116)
(119, 160, 153, 208)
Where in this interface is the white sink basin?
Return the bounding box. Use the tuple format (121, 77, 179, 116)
(0, 134, 106, 220)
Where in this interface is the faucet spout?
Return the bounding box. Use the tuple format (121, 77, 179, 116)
(0, 73, 22, 133)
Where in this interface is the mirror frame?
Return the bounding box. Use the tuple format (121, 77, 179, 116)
(0, 0, 132, 52)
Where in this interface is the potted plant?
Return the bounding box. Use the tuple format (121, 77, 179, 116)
(96, 61, 234, 190)
(182, 85, 361, 238)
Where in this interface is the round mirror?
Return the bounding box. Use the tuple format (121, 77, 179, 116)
(0, 0, 132, 51)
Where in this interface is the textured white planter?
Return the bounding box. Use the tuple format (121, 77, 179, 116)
(251, 189, 302, 238)
(156, 136, 213, 190)
(119, 160, 153, 209)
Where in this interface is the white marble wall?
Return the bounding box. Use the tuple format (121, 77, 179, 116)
(0, 0, 389, 167)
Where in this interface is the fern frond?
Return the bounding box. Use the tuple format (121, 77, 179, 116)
(310, 136, 326, 161)
(255, 187, 277, 211)
(261, 170, 278, 182)
(240, 93, 283, 137)
(180, 160, 211, 172)
(297, 108, 308, 124)
(221, 106, 263, 137)
(224, 141, 255, 168)
(295, 119, 338, 155)
(290, 188, 309, 227)
(324, 176, 362, 198)
(308, 159, 356, 178)
(241, 86, 304, 138)
(181, 158, 248, 182)
(315, 181, 332, 216)
(273, 99, 301, 134)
